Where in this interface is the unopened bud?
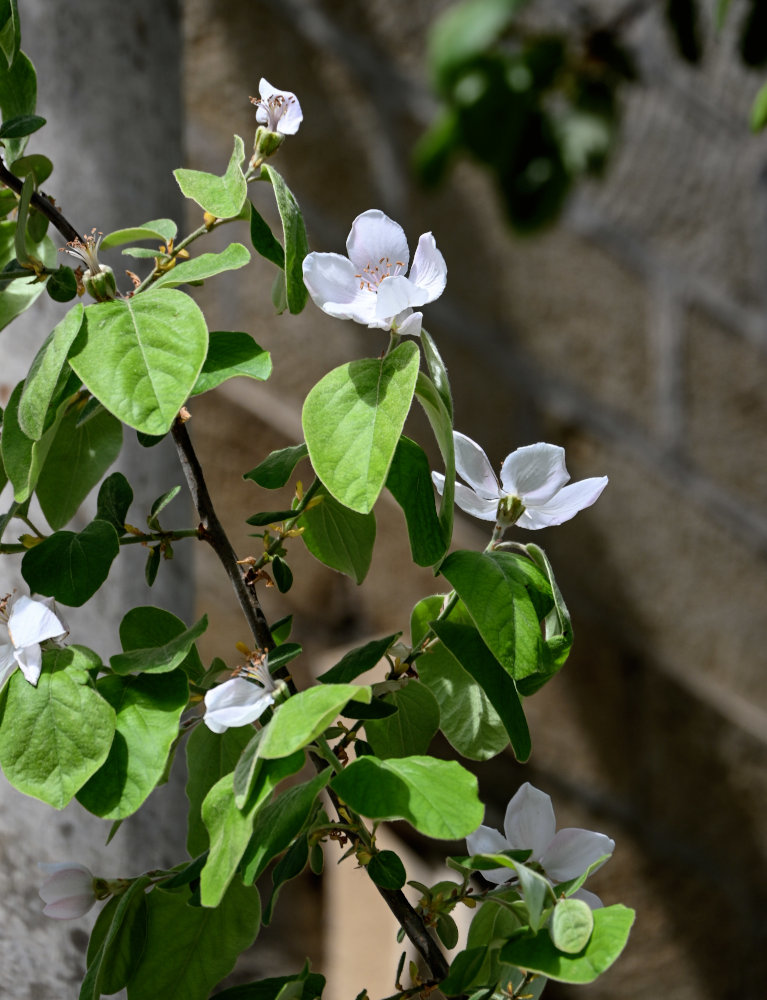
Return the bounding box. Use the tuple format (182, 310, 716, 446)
(253, 124, 285, 161)
(83, 264, 117, 302)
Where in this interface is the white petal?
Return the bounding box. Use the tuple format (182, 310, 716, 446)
(38, 862, 95, 918)
(454, 432, 500, 500)
(203, 677, 274, 733)
(346, 210, 409, 274)
(257, 78, 303, 135)
(394, 310, 423, 337)
(42, 895, 96, 919)
(376, 274, 421, 320)
(9, 595, 67, 647)
(0, 644, 17, 688)
(15, 642, 42, 685)
(466, 824, 513, 884)
(499, 443, 570, 504)
(540, 828, 615, 882)
(407, 232, 447, 305)
(303, 252, 377, 325)
(503, 782, 556, 860)
(453, 482, 500, 521)
(518, 477, 609, 529)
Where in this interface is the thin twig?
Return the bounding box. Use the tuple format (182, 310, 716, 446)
(0, 155, 82, 244)
(170, 415, 273, 651)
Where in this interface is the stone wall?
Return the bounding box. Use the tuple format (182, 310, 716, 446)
(102, 1, 767, 997)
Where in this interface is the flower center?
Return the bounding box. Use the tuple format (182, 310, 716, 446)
(253, 93, 297, 131)
(233, 651, 274, 691)
(61, 229, 103, 275)
(355, 256, 406, 294)
(496, 494, 527, 526)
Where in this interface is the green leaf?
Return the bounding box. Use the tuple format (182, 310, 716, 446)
(36, 402, 123, 530)
(0, 49, 36, 160)
(550, 898, 594, 955)
(263, 833, 309, 924)
(45, 265, 78, 302)
(212, 971, 326, 1000)
(148, 484, 181, 528)
(418, 640, 510, 762)
(69, 289, 208, 435)
(421, 328, 453, 419)
(302, 341, 421, 514)
(249, 201, 285, 268)
(233, 730, 304, 809)
(111, 612, 207, 675)
(263, 165, 309, 313)
(751, 80, 767, 132)
(365, 680, 440, 758)
(317, 632, 400, 684)
(428, 0, 525, 91)
(0, 646, 116, 808)
(200, 749, 304, 907)
(499, 905, 635, 984)
(272, 555, 293, 592)
(519, 543, 573, 694)
(151, 242, 250, 289)
(414, 371, 455, 552)
(191, 329, 271, 395)
(75, 670, 188, 819)
(124, 880, 261, 1000)
(386, 435, 446, 567)
(174, 135, 247, 219)
(258, 684, 371, 759)
(186, 723, 253, 856)
(14, 172, 33, 263)
(96, 471, 133, 532)
(1, 378, 58, 502)
(100, 218, 178, 250)
(11, 153, 53, 185)
(21, 518, 120, 606)
(244, 442, 308, 488)
(24, 294, 81, 396)
(367, 850, 407, 890)
(242, 769, 331, 883)
(0, 220, 57, 330)
(330, 755, 483, 839)
(0, 111, 43, 138)
(297, 483, 376, 583)
(430, 618, 530, 762)
(0, 0, 20, 67)
(80, 876, 151, 1000)
(440, 549, 552, 680)
(437, 947, 488, 996)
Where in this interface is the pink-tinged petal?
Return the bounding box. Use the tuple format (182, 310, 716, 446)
(204, 677, 274, 734)
(408, 232, 447, 305)
(39, 862, 95, 919)
(42, 895, 96, 919)
(346, 210, 409, 274)
(499, 444, 570, 504)
(394, 310, 423, 337)
(303, 252, 377, 324)
(376, 274, 421, 320)
(15, 642, 42, 685)
(454, 432, 500, 501)
(503, 782, 556, 860)
(466, 824, 514, 884)
(570, 887, 603, 909)
(541, 828, 615, 882)
(518, 477, 609, 530)
(8, 595, 67, 647)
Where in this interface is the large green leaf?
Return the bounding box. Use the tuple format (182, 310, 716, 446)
(0, 219, 57, 331)
(75, 670, 189, 819)
(186, 723, 253, 856)
(100, 218, 177, 250)
(430, 618, 531, 762)
(21, 518, 120, 606)
(0, 48, 35, 160)
(499, 905, 635, 983)
(244, 442, 308, 489)
(317, 632, 400, 684)
(258, 684, 372, 759)
(263, 165, 308, 313)
(414, 371, 455, 551)
(386, 435, 445, 567)
(297, 483, 376, 583)
(36, 403, 123, 530)
(151, 242, 250, 289)
(69, 289, 208, 434)
(365, 680, 440, 758)
(18, 303, 84, 439)
(80, 877, 151, 1000)
(110, 613, 207, 676)
(330, 755, 483, 839)
(0, 646, 115, 808)
(1, 378, 58, 502)
(125, 880, 261, 1000)
(213, 971, 326, 1000)
(249, 201, 285, 269)
(191, 330, 271, 395)
(302, 341, 421, 514)
(173, 135, 247, 219)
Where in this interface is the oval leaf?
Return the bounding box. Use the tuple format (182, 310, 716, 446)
(365, 680, 440, 758)
(297, 483, 376, 583)
(258, 684, 372, 759)
(18, 304, 84, 439)
(263, 165, 308, 313)
(192, 330, 271, 395)
(550, 898, 594, 955)
(151, 242, 251, 290)
(21, 518, 120, 606)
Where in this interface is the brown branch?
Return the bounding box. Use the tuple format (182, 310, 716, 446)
(376, 886, 449, 981)
(171, 415, 273, 651)
(0, 155, 82, 244)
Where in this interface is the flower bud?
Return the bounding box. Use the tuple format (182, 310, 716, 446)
(38, 862, 97, 920)
(83, 264, 117, 302)
(253, 124, 286, 160)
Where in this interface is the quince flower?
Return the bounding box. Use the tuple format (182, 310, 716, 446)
(302, 209, 447, 337)
(250, 78, 303, 135)
(203, 652, 277, 734)
(0, 593, 68, 690)
(466, 782, 615, 908)
(38, 863, 97, 920)
(432, 432, 607, 529)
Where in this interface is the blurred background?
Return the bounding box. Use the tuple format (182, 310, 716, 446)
(2, 1, 767, 997)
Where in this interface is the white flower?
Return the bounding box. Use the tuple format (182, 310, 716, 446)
(302, 209, 447, 337)
(0, 593, 68, 690)
(38, 863, 97, 920)
(250, 78, 303, 135)
(466, 782, 614, 908)
(203, 655, 277, 734)
(432, 432, 608, 529)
